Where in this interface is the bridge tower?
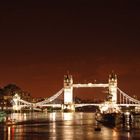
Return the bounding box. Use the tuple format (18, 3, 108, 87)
(12, 93, 21, 112)
(108, 72, 117, 104)
(62, 73, 75, 112)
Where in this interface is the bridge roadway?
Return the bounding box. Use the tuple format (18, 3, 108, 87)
(75, 104, 140, 107)
(26, 103, 140, 108)
(4, 103, 140, 112)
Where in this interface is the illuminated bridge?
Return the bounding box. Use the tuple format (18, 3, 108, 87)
(12, 72, 140, 112)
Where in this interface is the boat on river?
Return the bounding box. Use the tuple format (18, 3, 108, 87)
(5, 119, 15, 126)
(95, 101, 121, 127)
(5, 117, 16, 126)
(95, 112, 119, 127)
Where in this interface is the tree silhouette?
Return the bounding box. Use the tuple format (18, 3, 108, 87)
(3, 84, 22, 96)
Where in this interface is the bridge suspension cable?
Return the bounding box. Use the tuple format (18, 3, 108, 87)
(117, 88, 140, 104)
(35, 88, 64, 106)
(19, 99, 33, 105)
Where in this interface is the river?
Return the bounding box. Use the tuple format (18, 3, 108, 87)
(0, 112, 140, 140)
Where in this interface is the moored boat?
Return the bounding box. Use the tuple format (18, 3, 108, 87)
(95, 101, 121, 127)
(96, 112, 119, 127)
(5, 118, 16, 126)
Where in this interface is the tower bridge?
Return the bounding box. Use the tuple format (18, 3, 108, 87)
(11, 72, 140, 112)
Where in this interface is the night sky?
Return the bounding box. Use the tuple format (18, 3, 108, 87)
(0, 1, 140, 100)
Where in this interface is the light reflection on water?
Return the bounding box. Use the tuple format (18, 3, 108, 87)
(0, 112, 140, 140)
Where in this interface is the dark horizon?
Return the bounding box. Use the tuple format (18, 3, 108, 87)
(0, 1, 140, 99)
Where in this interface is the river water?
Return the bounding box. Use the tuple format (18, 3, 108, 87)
(0, 112, 140, 140)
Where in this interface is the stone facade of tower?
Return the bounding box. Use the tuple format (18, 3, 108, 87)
(63, 74, 75, 111)
(108, 72, 117, 103)
(64, 74, 73, 104)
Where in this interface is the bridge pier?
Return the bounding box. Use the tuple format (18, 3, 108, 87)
(61, 103, 75, 112)
(63, 74, 75, 112)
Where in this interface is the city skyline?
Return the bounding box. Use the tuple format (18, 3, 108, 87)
(0, 1, 140, 99)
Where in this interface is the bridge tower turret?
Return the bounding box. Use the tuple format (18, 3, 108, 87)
(108, 72, 117, 104)
(62, 73, 75, 111)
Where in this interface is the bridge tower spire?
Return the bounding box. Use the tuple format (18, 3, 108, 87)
(108, 71, 117, 103)
(62, 73, 75, 111)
